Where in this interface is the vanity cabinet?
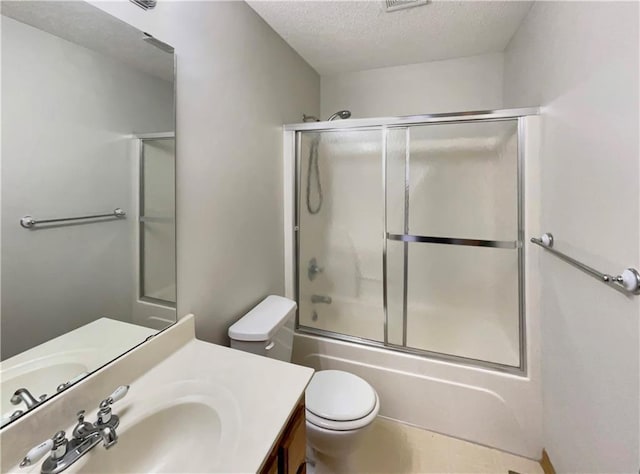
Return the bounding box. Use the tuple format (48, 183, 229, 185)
(261, 399, 306, 474)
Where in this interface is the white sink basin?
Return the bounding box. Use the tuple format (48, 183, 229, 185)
(64, 381, 240, 474)
(80, 402, 222, 473)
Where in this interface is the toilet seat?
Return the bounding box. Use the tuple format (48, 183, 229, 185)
(305, 370, 379, 431)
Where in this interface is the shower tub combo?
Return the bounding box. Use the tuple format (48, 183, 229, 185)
(283, 108, 542, 458)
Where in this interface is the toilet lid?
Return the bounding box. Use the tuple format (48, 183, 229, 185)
(306, 370, 377, 421)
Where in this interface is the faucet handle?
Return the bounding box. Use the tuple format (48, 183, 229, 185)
(109, 385, 129, 403)
(97, 385, 129, 425)
(100, 385, 129, 408)
(0, 411, 19, 427)
(20, 431, 69, 468)
(19, 438, 54, 468)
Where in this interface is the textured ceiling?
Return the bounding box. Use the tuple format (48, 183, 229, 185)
(247, 0, 533, 75)
(1, 1, 174, 82)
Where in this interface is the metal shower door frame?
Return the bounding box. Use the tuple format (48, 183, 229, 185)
(288, 108, 537, 375)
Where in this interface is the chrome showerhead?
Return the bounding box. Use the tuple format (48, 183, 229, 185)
(327, 110, 351, 121)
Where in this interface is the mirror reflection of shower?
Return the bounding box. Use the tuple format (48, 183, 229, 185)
(138, 134, 176, 311)
(303, 110, 351, 214)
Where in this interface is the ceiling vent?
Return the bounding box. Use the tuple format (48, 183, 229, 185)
(385, 0, 430, 12)
(130, 0, 157, 11)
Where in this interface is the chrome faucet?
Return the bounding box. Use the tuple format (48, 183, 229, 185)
(11, 388, 47, 410)
(308, 258, 324, 281)
(19, 385, 129, 474)
(72, 407, 118, 449)
(311, 294, 332, 304)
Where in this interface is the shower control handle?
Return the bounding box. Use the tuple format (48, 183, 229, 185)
(308, 258, 324, 281)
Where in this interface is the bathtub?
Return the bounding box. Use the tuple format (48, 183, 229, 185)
(293, 283, 542, 459)
(292, 330, 542, 459)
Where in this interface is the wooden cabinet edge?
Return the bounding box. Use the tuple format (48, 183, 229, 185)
(539, 449, 556, 474)
(259, 396, 306, 474)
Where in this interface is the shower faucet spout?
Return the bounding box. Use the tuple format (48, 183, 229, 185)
(311, 294, 332, 304)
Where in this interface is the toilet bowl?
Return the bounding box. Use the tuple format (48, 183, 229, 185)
(304, 370, 379, 459)
(228, 296, 380, 462)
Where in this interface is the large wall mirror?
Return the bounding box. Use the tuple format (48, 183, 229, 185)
(0, 1, 176, 427)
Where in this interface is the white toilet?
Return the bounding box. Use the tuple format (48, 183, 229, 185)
(228, 295, 380, 462)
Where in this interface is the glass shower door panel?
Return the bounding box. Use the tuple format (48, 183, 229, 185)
(140, 137, 176, 305)
(406, 244, 520, 366)
(297, 129, 384, 342)
(399, 119, 521, 367)
(407, 120, 518, 242)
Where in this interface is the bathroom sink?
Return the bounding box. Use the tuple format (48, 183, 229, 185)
(64, 381, 241, 474)
(77, 402, 222, 473)
(1, 355, 90, 414)
(1, 319, 312, 474)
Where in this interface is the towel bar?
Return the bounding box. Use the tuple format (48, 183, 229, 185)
(531, 233, 640, 295)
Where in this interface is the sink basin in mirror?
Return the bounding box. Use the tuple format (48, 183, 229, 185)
(0, 319, 158, 426)
(1, 357, 89, 415)
(1, 0, 177, 425)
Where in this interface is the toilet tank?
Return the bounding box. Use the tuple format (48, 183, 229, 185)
(228, 295, 296, 362)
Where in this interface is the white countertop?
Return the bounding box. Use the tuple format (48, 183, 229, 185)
(103, 339, 314, 473)
(4, 315, 314, 473)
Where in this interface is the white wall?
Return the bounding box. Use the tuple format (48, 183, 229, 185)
(504, 2, 640, 472)
(91, 1, 320, 345)
(320, 52, 503, 119)
(1, 16, 173, 359)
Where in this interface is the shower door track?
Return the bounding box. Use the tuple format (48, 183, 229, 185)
(295, 325, 524, 375)
(290, 108, 537, 376)
(284, 107, 539, 131)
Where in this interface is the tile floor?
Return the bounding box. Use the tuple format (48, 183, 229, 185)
(313, 417, 543, 474)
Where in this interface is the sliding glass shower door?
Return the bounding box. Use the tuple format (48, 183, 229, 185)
(385, 121, 521, 367)
(297, 129, 385, 342)
(295, 115, 525, 371)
